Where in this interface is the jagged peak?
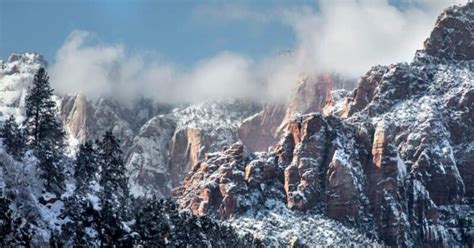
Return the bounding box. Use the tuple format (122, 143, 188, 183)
(7, 52, 45, 63)
(423, 2, 474, 61)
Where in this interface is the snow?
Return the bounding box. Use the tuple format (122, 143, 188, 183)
(87, 193, 101, 210)
(122, 99, 259, 197)
(324, 89, 349, 115)
(0, 53, 46, 123)
(227, 206, 380, 246)
(0, 148, 67, 244)
(396, 153, 407, 179)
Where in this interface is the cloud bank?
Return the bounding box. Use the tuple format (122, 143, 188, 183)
(50, 0, 464, 103)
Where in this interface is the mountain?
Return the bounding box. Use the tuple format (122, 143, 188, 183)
(1, 54, 350, 199)
(239, 73, 354, 153)
(174, 3, 474, 246)
(0, 56, 261, 198)
(0, 53, 48, 123)
(1, 2, 473, 247)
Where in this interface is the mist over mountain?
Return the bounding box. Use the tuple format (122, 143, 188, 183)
(43, 0, 464, 104)
(0, 0, 473, 247)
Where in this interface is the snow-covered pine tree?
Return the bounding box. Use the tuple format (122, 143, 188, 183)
(61, 140, 100, 247)
(133, 196, 169, 246)
(61, 196, 92, 247)
(23, 68, 65, 194)
(0, 197, 13, 246)
(0, 116, 25, 160)
(96, 131, 130, 246)
(97, 131, 129, 213)
(74, 141, 97, 194)
(10, 216, 33, 247)
(49, 230, 62, 248)
(131, 197, 263, 247)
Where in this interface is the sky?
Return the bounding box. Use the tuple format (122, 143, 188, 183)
(0, 0, 301, 65)
(0, 0, 466, 103)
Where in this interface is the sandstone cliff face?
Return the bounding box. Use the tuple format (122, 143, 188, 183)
(238, 104, 286, 153)
(61, 94, 94, 145)
(167, 100, 260, 185)
(59, 96, 259, 197)
(175, 3, 474, 246)
(0, 61, 256, 197)
(125, 116, 176, 197)
(239, 73, 343, 152)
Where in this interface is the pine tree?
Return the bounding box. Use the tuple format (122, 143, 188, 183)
(0, 197, 13, 246)
(96, 131, 129, 246)
(0, 116, 25, 160)
(131, 197, 263, 247)
(49, 230, 62, 248)
(133, 197, 169, 246)
(61, 140, 100, 246)
(74, 141, 97, 194)
(23, 68, 65, 193)
(11, 217, 33, 247)
(61, 187, 104, 247)
(97, 131, 128, 212)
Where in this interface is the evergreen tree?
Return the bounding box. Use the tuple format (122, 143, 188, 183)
(132, 197, 263, 247)
(23, 68, 65, 193)
(133, 197, 169, 246)
(0, 116, 25, 160)
(96, 131, 129, 246)
(0, 197, 13, 246)
(97, 131, 128, 212)
(61, 140, 100, 247)
(11, 217, 33, 247)
(49, 230, 62, 248)
(61, 186, 104, 247)
(74, 141, 97, 194)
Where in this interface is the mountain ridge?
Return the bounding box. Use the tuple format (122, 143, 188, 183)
(174, 3, 474, 246)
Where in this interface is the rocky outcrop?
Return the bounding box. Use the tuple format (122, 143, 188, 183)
(61, 94, 94, 143)
(322, 89, 350, 116)
(0, 53, 47, 123)
(0, 52, 260, 198)
(175, 3, 474, 246)
(238, 104, 286, 152)
(239, 73, 347, 152)
(424, 2, 474, 61)
(174, 142, 285, 218)
(125, 116, 176, 197)
(340, 65, 388, 118)
(168, 100, 260, 184)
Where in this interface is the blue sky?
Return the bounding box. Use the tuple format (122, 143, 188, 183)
(0, 0, 314, 65)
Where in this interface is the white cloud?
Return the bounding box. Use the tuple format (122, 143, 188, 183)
(278, 0, 465, 76)
(51, 0, 465, 103)
(50, 31, 261, 103)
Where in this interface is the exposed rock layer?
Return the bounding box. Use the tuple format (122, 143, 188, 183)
(239, 73, 354, 152)
(175, 3, 474, 246)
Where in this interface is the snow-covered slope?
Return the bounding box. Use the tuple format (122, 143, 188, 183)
(124, 99, 260, 197)
(0, 53, 47, 123)
(174, 3, 474, 246)
(0, 54, 260, 198)
(0, 148, 73, 246)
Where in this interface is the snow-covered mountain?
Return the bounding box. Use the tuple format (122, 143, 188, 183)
(0, 52, 346, 199)
(1, 2, 473, 246)
(0, 53, 48, 123)
(0, 55, 261, 198)
(174, 3, 474, 246)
